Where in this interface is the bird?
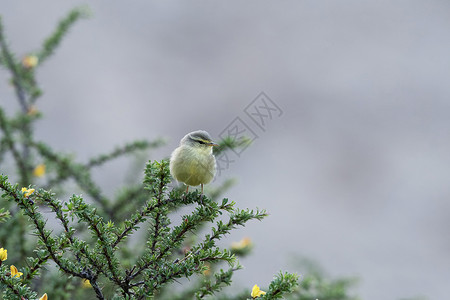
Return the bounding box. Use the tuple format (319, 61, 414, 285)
(169, 130, 218, 194)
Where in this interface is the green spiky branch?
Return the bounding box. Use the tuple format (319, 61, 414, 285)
(0, 160, 290, 299)
(36, 7, 90, 67)
(0, 108, 30, 185)
(87, 139, 165, 168)
(0, 17, 28, 112)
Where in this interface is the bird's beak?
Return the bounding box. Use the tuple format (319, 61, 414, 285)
(209, 142, 219, 147)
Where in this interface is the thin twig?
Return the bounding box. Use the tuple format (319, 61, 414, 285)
(0, 18, 28, 112)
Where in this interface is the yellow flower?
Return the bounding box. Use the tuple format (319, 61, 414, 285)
(33, 164, 46, 177)
(231, 237, 252, 250)
(82, 279, 92, 288)
(27, 105, 39, 116)
(0, 248, 7, 261)
(21, 187, 35, 197)
(22, 55, 39, 69)
(39, 293, 48, 300)
(251, 284, 266, 298)
(202, 262, 211, 276)
(10, 265, 23, 278)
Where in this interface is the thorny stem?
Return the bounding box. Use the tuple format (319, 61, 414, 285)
(112, 197, 180, 248)
(0, 109, 30, 185)
(79, 211, 122, 285)
(150, 164, 167, 253)
(37, 192, 108, 277)
(23, 253, 51, 282)
(129, 211, 195, 280)
(0, 278, 22, 298)
(0, 181, 107, 299)
(0, 19, 34, 182)
(0, 19, 28, 113)
(89, 277, 105, 300)
(32, 141, 112, 216)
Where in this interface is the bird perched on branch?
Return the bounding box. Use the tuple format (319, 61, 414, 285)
(170, 130, 218, 194)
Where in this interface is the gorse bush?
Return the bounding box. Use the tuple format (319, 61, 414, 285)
(0, 6, 300, 300)
(0, 162, 299, 299)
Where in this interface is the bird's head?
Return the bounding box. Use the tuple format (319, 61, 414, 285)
(181, 130, 219, 149)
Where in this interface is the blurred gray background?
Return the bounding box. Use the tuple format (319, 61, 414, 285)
(2, 1, 450, 299)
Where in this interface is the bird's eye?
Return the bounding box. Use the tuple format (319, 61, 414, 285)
(197, 140, 206, 145)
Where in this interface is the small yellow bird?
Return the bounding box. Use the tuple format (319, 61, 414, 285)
(170, 130, 218, 194)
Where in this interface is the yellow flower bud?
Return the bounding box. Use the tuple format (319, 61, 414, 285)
(39, 293, 48, 300)
(22, 55, 39, 69)
(231, 237, 252, 250)
(33, 164, 46, 177)
(27, 105, 39, 116)
(21, 187, 35, 197)
(82, 279, 92, 288)
(10, 265, 23, 278)
(251, 284, 266, 298)
(202, 262, 211, 276)
(0, 248, 7, 261)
